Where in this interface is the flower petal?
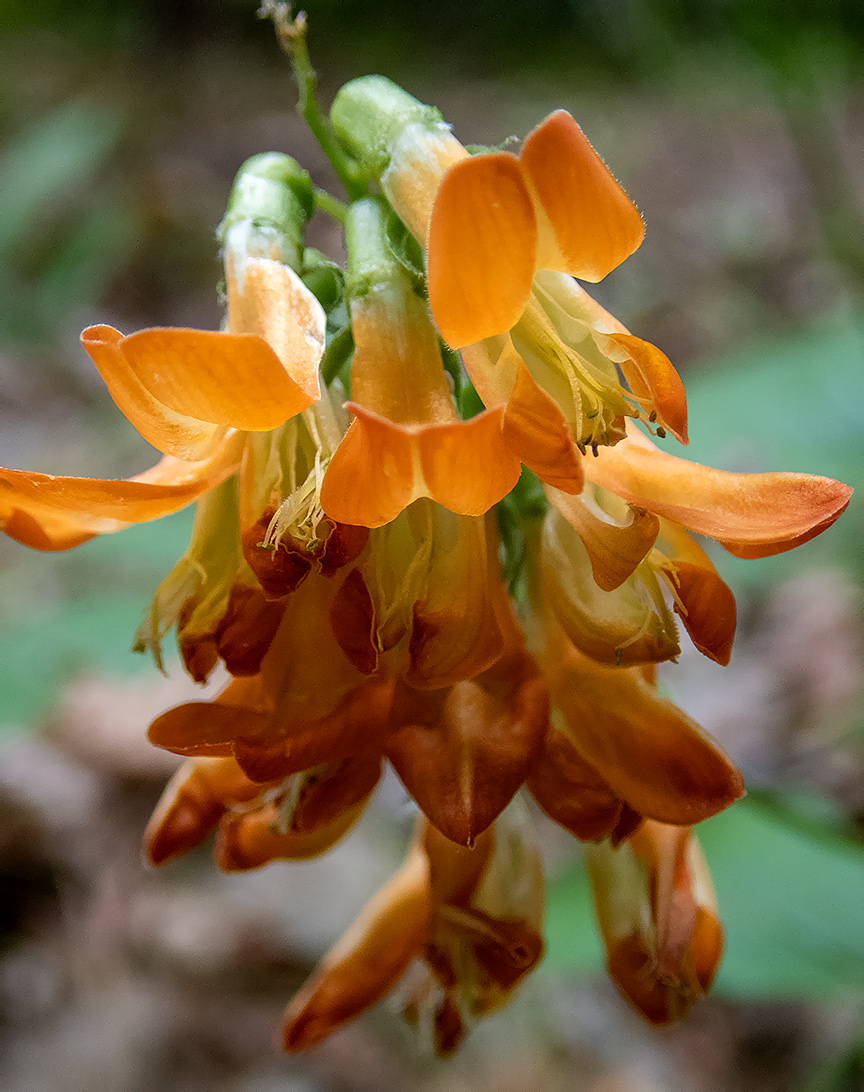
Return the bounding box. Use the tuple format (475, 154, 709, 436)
(216, 799, 365, 871)
(427, 153, 537, 348)
(586, 428, 853, 556)
(602, 332, 688, 445)
(417, 406, 522, 516)
(320, 404, 521, 528)
(144, 756, 271, 866)
(542, 509, 680, 666)
(519, 110, 645, 282)
(547, 485, 659, 591)
(225, 253, 325, 402)
(500, 360, 585, 492)
(527, 728, 628, 842)
(319, 407, 418, 527)
(117, 327, 318, 431)
(387, 650, 550, 846)
(281, 846, 432, 1050)
(80, 325, 224, 460)
(655, 524, 737, 666)
(550, 644, 744, 825)
(0, 433, 244, 551)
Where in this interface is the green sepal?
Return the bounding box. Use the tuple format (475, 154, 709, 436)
(302, 247, 345, 312)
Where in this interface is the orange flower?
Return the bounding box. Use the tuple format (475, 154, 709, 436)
(542, 425, 852, 667)
(144, 752, 377, 870)
(1, 182, 324, 552)
(319, 197, 520, 528)
(328, 501, 508, 688)
(586, 820, 724, 1025)
(329, 79, 687, 492)
(537, 622, 744, 827)
(281, 806, 544, 1054)
(147, 571, 397, 783)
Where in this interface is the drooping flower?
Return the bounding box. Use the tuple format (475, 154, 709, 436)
(586, 820, 724, 1025)
(282, 804, 544, 1054)
(3, 49, 856, 1060)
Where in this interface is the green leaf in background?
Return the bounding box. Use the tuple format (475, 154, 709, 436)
(700, 798, 864, 998)
(0, 96, 124, 259)
(544, 798, 864, 999)
(0, 508, 194, 732)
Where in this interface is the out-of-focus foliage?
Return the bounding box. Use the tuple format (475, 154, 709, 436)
(547, 795, 864, 998)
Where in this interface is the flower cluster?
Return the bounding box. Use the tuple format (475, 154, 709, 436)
(1, 66, 851, 1054)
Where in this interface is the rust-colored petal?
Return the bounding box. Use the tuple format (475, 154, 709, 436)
(527, 728, 626, 842)
(281, 846, 432, 1050)
(547, 485, 659, 591)
(147, 698, 269, 757)
(387, 650, 550, 846)
(95, 326, 319, 435)
(215, 799, 364, 871)
(427, 153, 537, 348)
(500, 360, 584, 493)
(586, 428, 853, 557)
(519, 110, 645, 282)
(551, 644, 744, 825)
(594, 823, 724, 1025)
(603, 332, 688, 445)
(144, 756, 272, 866)
(655, 524, 737, 666)
(290, 756, 383, 835)
(0, 432, 244, 551)
(212, 582, 287, 678)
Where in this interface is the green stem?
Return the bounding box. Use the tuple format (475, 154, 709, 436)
(260, 4, 368, 200)
(313, 186, 348, 222)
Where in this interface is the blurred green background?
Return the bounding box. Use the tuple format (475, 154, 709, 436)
(0, 2, 862, 1090)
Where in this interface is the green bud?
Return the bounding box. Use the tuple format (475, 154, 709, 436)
(217, 152, 314, 272)
(330, 76, 442, 177)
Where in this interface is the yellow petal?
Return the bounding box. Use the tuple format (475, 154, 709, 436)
(427, 153, 536, 348)
(0, 432, 244, 551)
(587, 428, 853, 556)
(541, 509, 679, 666)
(519, 110, 645, 282)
